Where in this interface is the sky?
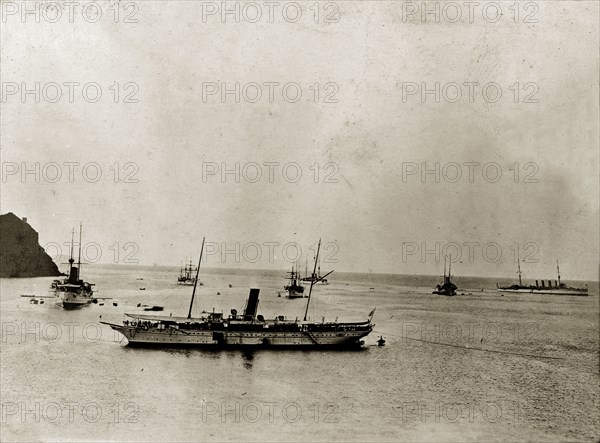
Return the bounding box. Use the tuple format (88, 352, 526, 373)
(1, 1, 598, 280)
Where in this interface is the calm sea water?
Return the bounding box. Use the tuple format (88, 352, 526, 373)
(1, 266, 598, 442)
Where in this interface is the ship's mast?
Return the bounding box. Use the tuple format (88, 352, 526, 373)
(443, 255, 447, 280)
(77, 223, 82, 280)
(556, 260, 561, 286)
(69, 228, 74, 262)
(517, 248, 522, 286)
(303, 239, 321, 321)
(187, 237, 205, 319)
(68, 228, 75, 281)
(448, 254, 452, 283)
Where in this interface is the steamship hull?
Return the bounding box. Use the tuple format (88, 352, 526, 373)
(54, 285, 95, 308)
(497, 260, 587, 296)
(104, 324, 371, 348)
(496, 287, 588, 296)
(61, 296, 93, 308)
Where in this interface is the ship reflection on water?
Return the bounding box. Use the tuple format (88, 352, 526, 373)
(122, 345, 256, 369)
(241, 351, 254, 369)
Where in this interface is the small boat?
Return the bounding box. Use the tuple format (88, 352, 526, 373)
(20, 294, 55, 303)
(144, 305, 164, 311)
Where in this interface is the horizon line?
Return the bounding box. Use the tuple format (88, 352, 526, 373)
(72, 262, 600, 283)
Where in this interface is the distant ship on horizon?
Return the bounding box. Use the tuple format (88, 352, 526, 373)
(178, 260, 203, 286)
(497, 258, 588, 296)
(284, 263, 305, 298)
(301, 257, 330, 285)
(432, 255, 457, 296)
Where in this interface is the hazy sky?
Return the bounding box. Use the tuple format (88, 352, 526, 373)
(1, 1, 598, 280)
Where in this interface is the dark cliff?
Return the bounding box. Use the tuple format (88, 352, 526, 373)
(0, 213, 62, 278)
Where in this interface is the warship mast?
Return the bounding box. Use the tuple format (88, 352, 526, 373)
(77, 223, 82, 281)
(517, 249, 522, 286)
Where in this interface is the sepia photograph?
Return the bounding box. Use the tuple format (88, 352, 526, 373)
(0, 1, 598, 441)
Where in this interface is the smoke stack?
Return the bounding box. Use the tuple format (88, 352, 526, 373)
(244, 288, 260, 321)
(541, 280, 545, 287)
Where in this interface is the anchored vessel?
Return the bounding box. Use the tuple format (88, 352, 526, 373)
(301, 257, 330, 285)
(178, 260, 202, 286)
(52, 224, 96, 308)
(103, 239, 374, 348)
(300, 259, 316, 284)
(284, 264, 305, 298)
(317, 262, 329, 285)
(432, 255, 457, 296)
(497, 259, 588, 296)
